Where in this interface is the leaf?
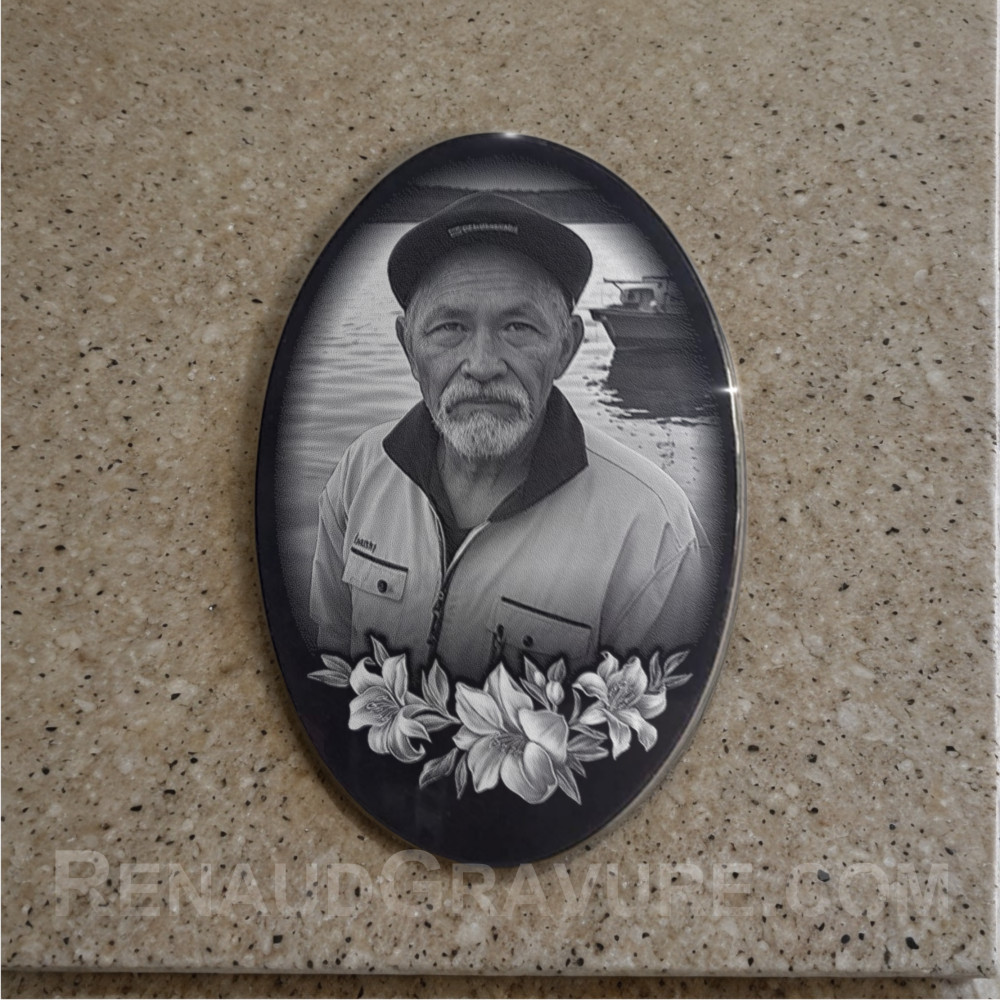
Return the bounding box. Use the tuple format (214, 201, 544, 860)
(567, 732, 608, 763)
(421, 661, 451, 715)
(569, 722, 605, 742)
(648, 649, 692, 693)
(567, 756, 586, 776)
(419, 748, 459, 789)
(662, 672, 692, 691)
(661, 648, 690, 677)
(454, 755, 469, 798)
(568, 730, 606, 750)
(319, 654, 352, 685)
(574, 745, 608, 764)
(424, 716, 454, 733)
(522, 679, 548, 707)
(555, 765, 581, 804)
(369, 636, 390, 666)
(409, 707, 453, 733)
(307, 668, 351, 689)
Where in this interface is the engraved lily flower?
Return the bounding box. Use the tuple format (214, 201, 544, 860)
(454, 664, 570, 804)
(573, 652, 666, 758)
(348, 652, 431, 764)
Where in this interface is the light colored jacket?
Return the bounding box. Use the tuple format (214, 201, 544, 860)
(310, 396, 710, 683)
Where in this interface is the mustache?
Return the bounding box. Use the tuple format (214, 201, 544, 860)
(440, 381, 531, 415)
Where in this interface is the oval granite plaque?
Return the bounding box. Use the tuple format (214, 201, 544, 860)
(256, 133, 744, 864)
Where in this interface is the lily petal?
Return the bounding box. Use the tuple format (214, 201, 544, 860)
(422, 661, 450, 714)
(620, 708, 658, 751)
(637, 691, 667, 719)
(577, 704, 607, 728)
(453, 726, 480, 751)
(348, 687, 393, 730)
(573, 672, 609, 702)
(620, 657, 647, 700)
(350, 662, 383, 695)
(395, 712, 431, 744)
(597, 652, 619, 683)
(455, 683, 506, 735)
(501, 742, 557, 803)
(386, 724, 425, 763)
(367, 721, 392, 756)
(382, 653, 409, 704)
(606, 714, 633, 759)
(485, 664, 533, 726)
(467, 737, 504, 792)
(519, 708, 568, 765)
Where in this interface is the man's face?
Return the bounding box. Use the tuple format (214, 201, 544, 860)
(396, 247, 584, 462)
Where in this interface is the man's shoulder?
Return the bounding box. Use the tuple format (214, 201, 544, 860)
(322, 418, 405, 496)
(342, 419, 400, 461)
(580, 422, 692, 515)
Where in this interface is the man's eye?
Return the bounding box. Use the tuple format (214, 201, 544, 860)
(504, 321, 538, 335)
(426, 322, 464, 338)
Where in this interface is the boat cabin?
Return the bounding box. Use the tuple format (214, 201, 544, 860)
(605, 276, 674, 312)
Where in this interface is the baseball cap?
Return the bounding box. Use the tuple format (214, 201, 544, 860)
(387, 192, 593, 309)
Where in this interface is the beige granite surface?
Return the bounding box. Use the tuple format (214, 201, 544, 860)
(2, 0, 996, 990)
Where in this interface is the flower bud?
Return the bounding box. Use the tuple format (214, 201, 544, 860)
(547, 659, 567, 683)
(546, 680, 565, 706)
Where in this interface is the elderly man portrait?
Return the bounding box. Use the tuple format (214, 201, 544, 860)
(309, 192, 710, 683)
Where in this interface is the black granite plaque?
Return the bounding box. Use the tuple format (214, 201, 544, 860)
(256, 133, 744, 864)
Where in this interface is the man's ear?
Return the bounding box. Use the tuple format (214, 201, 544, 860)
(555, 314, 585, 378)
(396, 315, 420, 380)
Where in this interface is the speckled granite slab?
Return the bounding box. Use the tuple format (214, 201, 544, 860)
(2, 0, 995, 978)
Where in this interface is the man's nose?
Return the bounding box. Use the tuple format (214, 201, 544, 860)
(461, 327, 507, 381)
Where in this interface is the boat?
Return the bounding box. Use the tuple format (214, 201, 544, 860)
(588, 276, 693, 349)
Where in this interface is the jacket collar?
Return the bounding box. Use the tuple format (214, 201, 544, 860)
(381, 387, 588, 522)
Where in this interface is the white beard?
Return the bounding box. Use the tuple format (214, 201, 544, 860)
(435, 382, 533, 461)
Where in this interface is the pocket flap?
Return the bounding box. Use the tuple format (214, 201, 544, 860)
(342, 548, 408, 602)
(494, 597, 592, 661)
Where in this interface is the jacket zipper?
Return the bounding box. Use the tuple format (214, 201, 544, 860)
(426, 512, 489, 665)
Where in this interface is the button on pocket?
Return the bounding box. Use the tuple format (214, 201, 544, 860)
(343, 547, 408, 602)
(493, 596, 592, 664)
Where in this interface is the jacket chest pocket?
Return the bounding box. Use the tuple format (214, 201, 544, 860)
(492, 596, 593, 668)
(343, 547, 409, 646)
